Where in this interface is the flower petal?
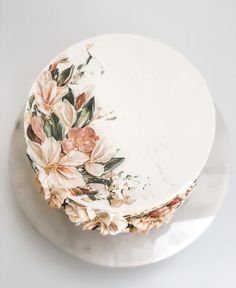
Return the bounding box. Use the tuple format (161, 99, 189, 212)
(85, 162, 104, 176)
(42, 80, 56, 103)
(67, 127, 84, 141)
(48, 188, 70, 208)
(59, 150, 89, 166)
(56, 170, 86, 188)
(26, 140, 45, 168)
(62, 139, 75, 153)
(31, 116, 46, 142)
(53, 85, 69, 104)
(41, 137, 61, 165)
(54, 99, 77, 132)
(78, 138, 96, 153)
(36, 71, 52, 95)
(90, 140, 115, 163)
(57, 166, 79, 179)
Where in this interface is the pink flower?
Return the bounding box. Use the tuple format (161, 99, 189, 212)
(62, 127, 99, 154)
(31, 115, 46, 142)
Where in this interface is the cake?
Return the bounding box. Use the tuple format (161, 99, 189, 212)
(24, 34, 215, 235)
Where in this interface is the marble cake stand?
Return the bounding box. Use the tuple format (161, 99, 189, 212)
(9, 108, 231, 267)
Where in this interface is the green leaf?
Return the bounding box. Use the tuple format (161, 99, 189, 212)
(85, 54, 92, 65)
(82, 171, 112, 187)
(63, 87, 75, 105)
(51, 68, 59, 81)
(43, 113, 65, 140)
(77, 64, 83, 70)
(57, 65, 74, 86)
(73, 97, 95, 128)
(104, 157, 125, 173)
(26, 154, 38, 173)
(28, 95, 35, 109)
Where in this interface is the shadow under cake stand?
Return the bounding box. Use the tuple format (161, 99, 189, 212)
(9, 108, 231, 267)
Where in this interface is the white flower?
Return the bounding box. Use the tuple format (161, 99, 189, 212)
(65, 201, 128, 235)
(54, 99, 77, 133)
(85, 140, 115, 176)
(27, 137, 89, 190)
(47, 187, 71, 208)
(65, 200, 96, 225)
(83, 212, 128, 236)
(35, 71, 68, 115)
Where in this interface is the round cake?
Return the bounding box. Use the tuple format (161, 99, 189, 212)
(24, 34, 215, 235)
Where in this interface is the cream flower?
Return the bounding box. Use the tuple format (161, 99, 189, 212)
(47, 187, 71, 208)
(65, 200, 96, 225)
(27, 137, 89, 190)
(54, 99, 77, 133)
(65, 201, 128, 235)
(129, 207, 172, 234)
(83, 212, 128, 236)
(129, 217, 159, 234)
(85, 140, 115, 176)
(35, 71, 68, 115)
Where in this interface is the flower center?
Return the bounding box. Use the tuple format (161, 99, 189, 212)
(76, 137, 84, 147)
(44, 102, 52, 111)
(45, 164, 58, 175)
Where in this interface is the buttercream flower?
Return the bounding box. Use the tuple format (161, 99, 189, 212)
(65, 201, 128, 235)
(54, 99, 77, 133)
(27, 137, 89, 190)
(65, 200, 96, 225)
(47, 188, 71, 208)
(83, 212, 128, 235)
(85, 140, 115, 176)
(129, 207, 172, 234)
(35, 71, 68, 115)
(129, 217, 160, 234)
(62, 127, 99, 154)
(31, 115, 46, 142)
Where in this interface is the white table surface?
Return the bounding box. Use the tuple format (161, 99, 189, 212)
(1, 0, 235, 287)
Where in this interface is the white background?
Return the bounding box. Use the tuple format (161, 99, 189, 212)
(0, 0, 235, 287)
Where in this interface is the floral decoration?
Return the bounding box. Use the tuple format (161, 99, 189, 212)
(25, 44, 197, 235)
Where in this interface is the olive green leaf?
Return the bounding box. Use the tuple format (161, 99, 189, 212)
(63, 87, 75, 105)
(81, 171, 112, 187)
(85, 54, 93, 65)
(104, 157, 125, 174)
(57, 65, 74, 86)
(73, 97, 95, 128)
(28, 95, 35, 109)
(51, 69, 59, 81)
(43, 113, 65, 140)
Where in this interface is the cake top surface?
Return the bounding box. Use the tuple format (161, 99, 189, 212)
(24, 34, 215, 216)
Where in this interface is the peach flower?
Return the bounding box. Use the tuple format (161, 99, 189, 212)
(62, 127, 99, 154)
